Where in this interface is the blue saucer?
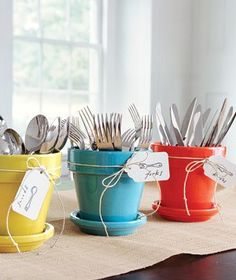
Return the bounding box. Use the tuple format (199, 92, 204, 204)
(70, 210, 147, 236)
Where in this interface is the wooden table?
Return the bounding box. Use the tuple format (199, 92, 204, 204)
(105, 250, 236, 280)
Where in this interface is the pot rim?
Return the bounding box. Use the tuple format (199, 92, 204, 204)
(151, 142, 226, 152)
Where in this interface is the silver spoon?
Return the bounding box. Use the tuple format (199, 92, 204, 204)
(40, 117, 60, 154)
(3, 128, 26, 154)
(0, 137, 11, 154)
(25, 114, 49, 154)
(0, 115, 7, 137)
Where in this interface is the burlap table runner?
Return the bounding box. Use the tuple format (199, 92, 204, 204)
(1, 183, 236, 280)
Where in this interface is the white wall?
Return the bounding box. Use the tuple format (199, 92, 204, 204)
(191, 0, 236, 160)
(150, 0, 193, 138)
(149, 0, 236, 157)
(104, 0, 194, 136)
(103, 0, 152, 127)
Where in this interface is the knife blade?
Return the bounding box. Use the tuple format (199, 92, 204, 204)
(170, 104, 184, 146)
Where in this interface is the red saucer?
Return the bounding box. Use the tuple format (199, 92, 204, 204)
(152, 201, 219, 222)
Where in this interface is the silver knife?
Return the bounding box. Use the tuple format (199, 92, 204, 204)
(216, 110, 236, 145)
(188, 105, 203, 146)
(202, 108, 211, 128)
(156, 103, 174, 145)
(214, 106, 233, 145)
(170, 104, 184, 146)
(181, 98, 197, 146)
(206, 98, 227, 146)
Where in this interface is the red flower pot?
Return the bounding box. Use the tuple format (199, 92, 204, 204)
(151, 143, 226, 222)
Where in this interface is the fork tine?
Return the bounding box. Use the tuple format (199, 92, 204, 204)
(122, 129, 135, 142)
(93, 115, 99, 142)
(126, 130, 136, 142)
(69, 120, 86, 138)
(81, 109, 94, 138)
(129, 104, 137, 121)
(122, 128, 134, 139)
(97, 114, 103, 142)
(101, 113, 107, 142)
(85, 106, 94, 126)
(129, 104, 141, 125)
(105, 113, 113, 144)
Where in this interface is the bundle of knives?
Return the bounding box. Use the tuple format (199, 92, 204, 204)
(156, 98, 236, 147)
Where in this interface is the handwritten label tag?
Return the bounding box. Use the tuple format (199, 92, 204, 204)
(12, 168, 50, 220)
(125, 151, 170, 182)
(203, 155, 236, 188)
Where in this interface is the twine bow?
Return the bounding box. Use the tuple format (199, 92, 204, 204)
(183, 158, 220, 216)
(5, 157, 63, 254)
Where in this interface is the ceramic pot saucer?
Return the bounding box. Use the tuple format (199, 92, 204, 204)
(70, 210, 147, 236)
(0, 223, 54, 253)
(152, 200, 219, 222)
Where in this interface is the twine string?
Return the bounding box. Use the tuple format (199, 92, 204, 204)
(5, 157, 62, 254)
(99, 168, 126, 237)
(49, 177, 66, 249)
(183, 159, 206, 216)
(6, 202, 21, 254)
(69, 155, 226, 232)
(69, 159, 162, 236)
(171, 156, 223, 217)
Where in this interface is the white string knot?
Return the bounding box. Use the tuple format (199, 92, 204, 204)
(99, 166, 127, 237)
(102, 166, 127, 189)
(6, 156, 64, 254)
(183, 159, 207, 216)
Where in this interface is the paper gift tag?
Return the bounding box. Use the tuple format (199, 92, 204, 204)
(125, 151, 170, 182)
(12, 168, 50, 220)
(203, 155, 236, 188)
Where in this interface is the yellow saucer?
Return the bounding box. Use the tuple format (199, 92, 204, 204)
(0, 223, 54, 253)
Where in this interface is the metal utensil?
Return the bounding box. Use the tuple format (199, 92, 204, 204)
(128, 104, 142, 139)
(137, 115, 153, 150)
(93, 114, 114, 151)
(200, 109, 218, 147)
(156, 103, 174, 145)
(121, 129, 136, 151)
(2, 128, 26, 154)
(54, 118, 69, 152)
(40, 117, 60, 154)
(68, 119, 86, 150)
(0, 137, 11, 154)
(110, 113, 122, 151)
(170, 104, 184, 146)
(205, 98, 227, 146)
(216, 111, 236, 145)
(213, 106, 233, 145)
(181, 97, 197, 145)
(79, 106, 97, 150)
(25, 115, 49, 154)
(188, 105, 202, 146)
(202, 108, 211, 128)
(0, 115, 7, 137)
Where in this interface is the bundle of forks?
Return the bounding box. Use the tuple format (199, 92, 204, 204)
(68, 105, 153, 151)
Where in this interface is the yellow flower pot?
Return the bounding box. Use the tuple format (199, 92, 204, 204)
(0, 153, 61, 237)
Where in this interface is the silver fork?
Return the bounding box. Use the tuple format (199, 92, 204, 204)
(68, 117, 86, 149)
(61, 118, 86, 138)
(93, 114, 114, 151)
(110, 113, 122, 150)
(137, 115, 153, 150)
(79, 106, 97, 150)
(121, 128, 136, 151)
(69, 130, 85, 149)
(128, 104, 142, 139)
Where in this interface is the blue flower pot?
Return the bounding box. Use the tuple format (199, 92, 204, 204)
(68, 148, 144, 222)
